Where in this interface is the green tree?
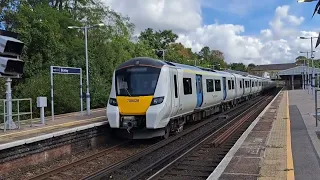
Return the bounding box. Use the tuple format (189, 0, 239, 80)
(0, 0, 232, 119)
(138, 28, 178, 50)
(229, 63, 247, 72)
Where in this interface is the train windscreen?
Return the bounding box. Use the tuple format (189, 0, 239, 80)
(115, 66, 161, 96)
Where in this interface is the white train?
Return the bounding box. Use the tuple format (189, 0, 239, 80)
(107, 57, 276, 139)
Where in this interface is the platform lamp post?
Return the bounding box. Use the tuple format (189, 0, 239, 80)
(68, 23, 105, 115)
(299, 36, 318, 95)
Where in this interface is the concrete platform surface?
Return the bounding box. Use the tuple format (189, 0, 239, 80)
(207, 90, 293, 180)
(289, 90, 320, 180)
(0, 108, 107, 149)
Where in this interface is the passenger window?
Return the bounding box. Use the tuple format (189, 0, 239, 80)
(215, 80, 221, 91)
(228, 80, 231, 90)
(183, 78, 192, 95)
(206, 79, 214, 92)
(174, 75, 178, 98)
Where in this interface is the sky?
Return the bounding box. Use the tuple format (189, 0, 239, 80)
(103, 0, 320, 65)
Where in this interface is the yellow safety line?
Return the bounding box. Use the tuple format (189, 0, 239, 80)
(0, 116, 106, 138)
(286, 91, 295, 180)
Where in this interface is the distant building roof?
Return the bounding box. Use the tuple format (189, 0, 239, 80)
(251, 63, 297, 71)
(278, 66, 320, 76)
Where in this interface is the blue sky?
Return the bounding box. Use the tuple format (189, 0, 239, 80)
(201, 0, 320, 35)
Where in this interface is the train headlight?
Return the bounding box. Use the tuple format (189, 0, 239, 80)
(109, 98, 118, 106)
(150, 96, 164, 106)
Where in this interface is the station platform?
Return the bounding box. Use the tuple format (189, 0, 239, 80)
(207, 89, 320, 180)
(0, 108, 107, 150)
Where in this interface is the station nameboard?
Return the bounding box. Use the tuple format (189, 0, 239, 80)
(51, 66, 81, 74)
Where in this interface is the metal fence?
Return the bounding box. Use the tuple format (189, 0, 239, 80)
(0, 98, 33, 131)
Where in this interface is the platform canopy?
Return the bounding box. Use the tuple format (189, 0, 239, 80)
(277, 65, 320, 76)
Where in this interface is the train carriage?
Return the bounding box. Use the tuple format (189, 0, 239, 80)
(107, 57, 276, 139)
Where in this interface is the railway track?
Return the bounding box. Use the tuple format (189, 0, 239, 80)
(81, 89, 279, 180)
(142, 91, 276, 180)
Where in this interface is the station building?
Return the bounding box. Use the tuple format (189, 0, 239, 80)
(249, 62, 320, 90)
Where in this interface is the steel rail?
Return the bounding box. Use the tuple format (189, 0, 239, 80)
(82, 90, 275, 180)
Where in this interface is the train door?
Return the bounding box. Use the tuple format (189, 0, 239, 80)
(249, 80, 252, 93)
(222, 77, 227, 100)
(242, 79, 245, 95)
(195, 74, 203, 108)
(170, 68, 179, 116)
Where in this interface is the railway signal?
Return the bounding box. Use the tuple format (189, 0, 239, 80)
(0, 30, 25, 130)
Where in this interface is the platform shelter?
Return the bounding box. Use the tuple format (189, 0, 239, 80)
(277, 66, 320, 90)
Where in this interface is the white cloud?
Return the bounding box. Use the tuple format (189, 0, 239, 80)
(103, 0, 318, 65)
(103, 0, 202, 33)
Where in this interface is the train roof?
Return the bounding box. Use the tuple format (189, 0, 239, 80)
(117, 57, 274, 81)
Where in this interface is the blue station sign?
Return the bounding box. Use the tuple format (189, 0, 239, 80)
(51, 66, 81, 74)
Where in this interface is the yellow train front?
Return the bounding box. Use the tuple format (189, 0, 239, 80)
(107, 57, 173, 139)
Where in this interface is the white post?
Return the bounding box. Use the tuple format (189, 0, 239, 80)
(162, 50, 165, 60)
(50, 66, 54, 121)
(80, 69, 84, 115)
(37, 97, 47, 124)
(40, 107, 45, 124)
(85, 26, 91, 115)
(5, 78, 16, 129)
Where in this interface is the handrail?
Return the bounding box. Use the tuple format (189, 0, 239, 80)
(0, 98, 33, 131)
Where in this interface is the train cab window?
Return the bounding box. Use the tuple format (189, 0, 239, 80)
(115, 66, 161, 96)
(174, 75, 178, 98)
(206, 79, 214, 92)
(232, 80, 234, 89)
(240, 81, 242, 88)
(215, 80, 221, 91)
(183, 78, 192, 95)
(228, 80, 231, 90)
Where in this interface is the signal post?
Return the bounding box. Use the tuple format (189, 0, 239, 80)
(0, 30, 25, 130)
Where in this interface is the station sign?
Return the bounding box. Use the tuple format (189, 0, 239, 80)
(51, 66, 81, 74)
(50, 65, 83, 121)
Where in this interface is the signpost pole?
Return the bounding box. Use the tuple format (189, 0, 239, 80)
(80, 69, 83, 115)
(50, 66, 54, 121)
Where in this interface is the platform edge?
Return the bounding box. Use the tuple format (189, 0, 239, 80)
(0, 121, 108, 151)
(206, 89, 283, 180)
